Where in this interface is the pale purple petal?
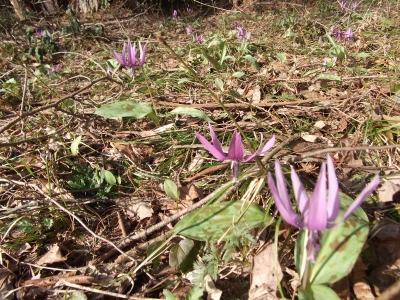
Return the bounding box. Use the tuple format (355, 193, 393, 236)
(195, 132, 226, 161)
(138, 42, 146, 66)
(208, 123, 224, 155)
(111, 49, 126, 66)
(341, 174, 380, 221)
(308, 163, 328, 230)
(244, 135, 276, 162)
(128, 41, 136, 66)
(268, 160, 303, 227)
(227, 131, 244, 161)
(231, 160, 239, 181)
(290, 166, 309, 215)
(326, 155, 340, 221)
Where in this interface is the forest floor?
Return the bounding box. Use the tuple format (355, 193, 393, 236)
(1, 1, 400, 299)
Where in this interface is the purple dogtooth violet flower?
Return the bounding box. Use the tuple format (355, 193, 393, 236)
(268, 154, 380, 261)
(172, 10, 178, 19)
(187, 8, 194, 14)
(344, 28, 354, 42)
(195, 123, 276, 180)
(186, 26, 195, 35)
(111, 41, 146, 76)
(339, 1, 347, 11)
(195, 34, 204, 44)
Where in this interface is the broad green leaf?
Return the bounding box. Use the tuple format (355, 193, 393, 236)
(71, 135, 82, 156)
(102, 169, 116, 185)
(164, 179, 180, 201)
(298, 285, 340, 300)
(174, 201, 271, 242)
(185, 286, 204, 300)
(94, 101, 154, 119)
(391, 83, 400, 93)
(215, 78, 224, 92)
(276, 52, 287, 63)
(163, 290, 179, 300)
(295, 192, 369, 285)
(170, 107, 214, 123)
(354, 52, 371, 58)
(316, 73, 341, 82)
(232, 71, 245, 78)
(169, 239, 195, 267)
(229, 89, 242, 99)
(243, 55, 260, 70)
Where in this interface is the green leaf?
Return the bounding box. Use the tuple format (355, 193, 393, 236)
(232, 71, 245, 78)
(94, 101, 155, 119)
(164, 179, 180, 201)
(174, 201, 271, 242)
(354, 52, 371, 58)
(67, 291, 87, 300)
(276, 52, 287, 63)
(185, 286, 204, 300)
(303, 69, 321, 77)
(42, 217, 54, 229)
(243, 55, 260, 70)
(102, 169, 116, 185)
(316, 73, 342, 82)
(170, 107, 214, 123)
(169, 239, 195, 267)
(391, 83, 400, 93)
(71, 135, 82, 156)
(295, 193, 369, 285)
(298, 285, 340, 300)
(215, 78, 224, 92)
(163, 290, 179, 300)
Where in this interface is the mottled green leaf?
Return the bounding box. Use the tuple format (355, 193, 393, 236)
(169, 107, 214, 123)
(299, 285, 340, 300)
(316, 73, 341, 82)
(295, 193, 369, 285)
(94, 101, 154, 119)
(169, 239, 195, 267)
(174, 201, 271, 242)
(276, 52, 287, 63)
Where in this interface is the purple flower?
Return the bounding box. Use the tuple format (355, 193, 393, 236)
(236, 25, 245, 39)
(330, 27, 343, 40)
(186, 26, 195, 35)
(268, 155, 380, 261)
(187, 8, 194, 14)
(50, 64, 61, 73)
(245, 31, 251, 41)
(344, 28, 353, 41)
(352, 1, 359, 10)
(111, 41, 146, 76)
(34, 30, 44, 37)
(195, 34, 204, 44)
(195, 123, 276, 180)
(106, 67, 113, 77)
(339, 1, 347, 10)
(172, 10, 178, 19)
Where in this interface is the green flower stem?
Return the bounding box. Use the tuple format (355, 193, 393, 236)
(156, 36, 266, 174)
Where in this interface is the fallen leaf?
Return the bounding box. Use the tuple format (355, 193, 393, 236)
(36, 245, 67, 265)
(249, 243, 283, 300)
(179, 185, 203, 201)
(205, 274, 222, 300)
(314, 120, 325, 129)
(115, 198, 153, 220)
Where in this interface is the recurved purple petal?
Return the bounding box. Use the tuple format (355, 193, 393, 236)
(326, 155, 340, 222)
(268, 160, 303, 228)
(340, 174, 380, 221)
(208, 123, 224, 155)
(111, 50, 126, 66)
(195, 132, 226, 161)
(290, 166, 309, 215)
(244, 135, 276, 162)
(308, 163, 328, 230)
(227, 131, 244, 161)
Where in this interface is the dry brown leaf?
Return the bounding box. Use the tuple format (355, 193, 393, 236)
(179, 185, 203, 201)
(350, 258, 375, 300)
(115, 198, 153, 220)
(36, 244, 67, 265)
(205, 274, 222, 300)
(249, 243, 282, 300)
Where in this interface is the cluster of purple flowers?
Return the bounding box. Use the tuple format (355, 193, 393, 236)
(330, 27, 354, 42)
(232, 23, 251, 41)
(195, 124, 380, 261)
(339, 1, 359, 11)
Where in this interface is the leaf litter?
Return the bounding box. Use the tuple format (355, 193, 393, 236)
(0, 0, 400, 299)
